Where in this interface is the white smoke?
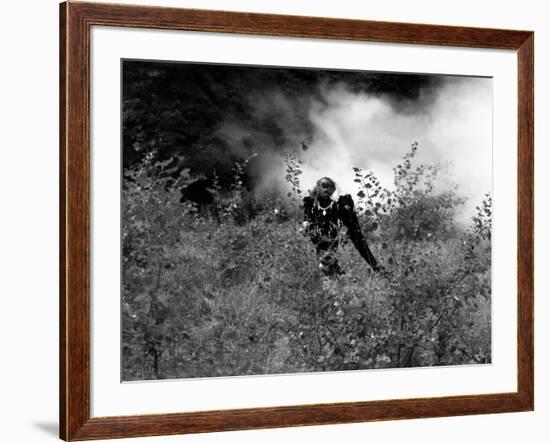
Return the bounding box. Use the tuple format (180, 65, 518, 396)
(298, 77, 492, 224)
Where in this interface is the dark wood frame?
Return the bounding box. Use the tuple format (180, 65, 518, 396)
(60, 1, 534, 440)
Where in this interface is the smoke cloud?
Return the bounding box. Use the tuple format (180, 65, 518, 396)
(245, 76, 492, 224)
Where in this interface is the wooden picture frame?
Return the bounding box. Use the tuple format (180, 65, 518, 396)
(60, 1, 534, 440)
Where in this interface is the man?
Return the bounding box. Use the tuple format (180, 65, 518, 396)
(302, 177, 379, 276)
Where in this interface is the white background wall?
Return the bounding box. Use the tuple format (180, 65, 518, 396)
(0, 0, 547, 441)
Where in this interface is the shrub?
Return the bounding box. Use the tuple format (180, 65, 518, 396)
(122, 142, 492, 380)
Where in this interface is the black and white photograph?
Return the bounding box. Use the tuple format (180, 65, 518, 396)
(121, 59, 492, 381)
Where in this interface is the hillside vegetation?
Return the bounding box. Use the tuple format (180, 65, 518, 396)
(122, 143, 491, 380)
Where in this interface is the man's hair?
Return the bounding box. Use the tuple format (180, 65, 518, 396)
(310, 177, 336, 199)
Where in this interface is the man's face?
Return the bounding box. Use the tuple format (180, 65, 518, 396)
(318, 179, 335, 199)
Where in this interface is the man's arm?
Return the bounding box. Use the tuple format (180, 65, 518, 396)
(338, 195, 379, 271)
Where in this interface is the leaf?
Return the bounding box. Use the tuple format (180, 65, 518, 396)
(134, 292, 149, 302)
(357, 191, 366, 198)
(155, 292, 170, 308)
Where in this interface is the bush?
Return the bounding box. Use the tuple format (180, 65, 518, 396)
(122, 143, 491, 380)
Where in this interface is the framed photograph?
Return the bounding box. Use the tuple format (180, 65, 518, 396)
(60, 1, 533, 440)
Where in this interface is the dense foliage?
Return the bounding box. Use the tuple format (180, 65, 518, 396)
(122, 143, 491, 380)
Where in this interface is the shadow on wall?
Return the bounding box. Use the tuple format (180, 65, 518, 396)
(33, 421, 58, 438)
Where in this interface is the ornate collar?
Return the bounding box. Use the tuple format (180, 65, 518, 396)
(315, 199, 334, 216)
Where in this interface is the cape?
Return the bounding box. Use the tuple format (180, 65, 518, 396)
(303, 194, 379, 270)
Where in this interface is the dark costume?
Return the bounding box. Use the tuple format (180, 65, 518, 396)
(303, 194, 379, 276)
